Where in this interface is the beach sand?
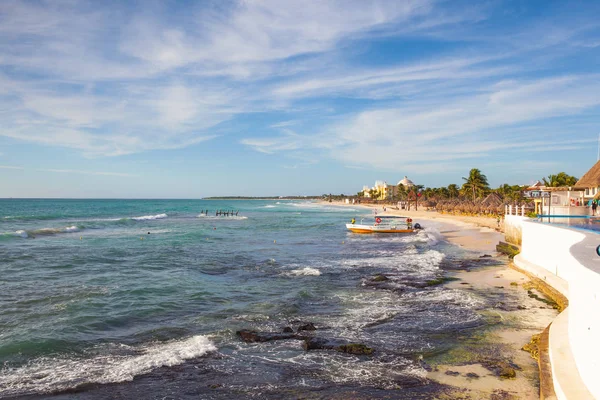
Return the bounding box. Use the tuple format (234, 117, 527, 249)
(328, 201, 557, 399)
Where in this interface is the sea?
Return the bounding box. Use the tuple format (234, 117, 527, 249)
(0, 199, 495, 399)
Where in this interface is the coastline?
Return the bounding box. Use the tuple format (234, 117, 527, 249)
(327, 200, 557, 398)
(323, 200, 502, 253)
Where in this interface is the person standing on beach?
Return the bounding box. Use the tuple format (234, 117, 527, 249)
(593, 199, 598, 216)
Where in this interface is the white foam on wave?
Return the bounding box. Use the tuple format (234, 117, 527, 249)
(340, 248, 444, 278)
(9, 225, 83, 238)
(196, 215, 248, 220)
(0, 335, 216, 397)
(263, 205, 276, 208)
(131, 213, 167, 221)
(284, 267, 322, 276)
(403, 287, 484, 309)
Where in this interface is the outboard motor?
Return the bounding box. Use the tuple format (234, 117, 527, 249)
(414, 223, 422, 230)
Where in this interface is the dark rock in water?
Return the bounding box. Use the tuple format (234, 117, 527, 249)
(482, 360, 519, 379)
(372, 274, 389, 282)
(491, 389, 516, 400)
(282, 326, 294, 333)
(517, 305, 527, 310)
(465, 372, 480, 379)
(480, 254, 492, 258)
(418, 359, 433, 372)
(338, 343, 374, 355)
(441, 256, 503, 271)
(303, 338, 374, 355)
(498, 366, 516, 379)
(444, 370, 460, 376)
(303, 337, 337, 351)
(297, 322, 317, 331)
(237, 329, 297, 343)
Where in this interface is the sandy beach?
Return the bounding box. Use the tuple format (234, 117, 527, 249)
(329, 200, 558, 399)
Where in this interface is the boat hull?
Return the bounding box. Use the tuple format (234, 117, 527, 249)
(346, 224, 415, 234)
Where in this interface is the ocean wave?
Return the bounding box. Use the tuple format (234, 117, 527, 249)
(14, 230, 28, 238)
(131, 213, 167, 221)
(4, 225, 85, 239)
(289, 202, 358, 212)
(196, 215, 248, 220)
(284, 267, 322, 276)
(0, 335, 216, 397)
(263, 205, 277, 208)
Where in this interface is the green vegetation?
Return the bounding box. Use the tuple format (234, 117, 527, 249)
(358, 168, 580, 207)
(461, 168, 490, 201)
(338, 343, 374, 355)
(521, 333, 541, 360)
(542, 172, 578, 187)
(425, 277, 461, 286)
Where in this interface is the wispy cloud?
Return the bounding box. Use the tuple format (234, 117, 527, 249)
(0, 0, 599, 184)
(270, 120, 298, 129)
(0, 165, 134, 177)
(245, 75, 600, 173)
(0, 165, 24, 170)
(37, 169, 136, 177)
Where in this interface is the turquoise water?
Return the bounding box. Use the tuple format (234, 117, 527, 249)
(537, 215, 600, 233)
(0, 199, 486, 398)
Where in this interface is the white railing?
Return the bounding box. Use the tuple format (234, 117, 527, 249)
(505, 204, 526, 216)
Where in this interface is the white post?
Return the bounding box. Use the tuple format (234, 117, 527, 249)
(508, 205, 512, 215)
(521, 205, 525, 216)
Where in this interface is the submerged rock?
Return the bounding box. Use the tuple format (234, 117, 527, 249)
(303, 337, 374, 355)
(372, 274, 390, 282)
(236, 329, 298, 343)
(482, 360, 519, 379)
(297, 322, 317, 331)
(338, 343, 374, 355)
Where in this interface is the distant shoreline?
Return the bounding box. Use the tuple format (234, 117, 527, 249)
(202, 196, 322, 200)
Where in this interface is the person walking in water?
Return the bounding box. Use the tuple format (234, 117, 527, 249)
(593, 199, 598, 216)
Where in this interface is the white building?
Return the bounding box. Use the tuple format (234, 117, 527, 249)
(575, 160, 600, 201)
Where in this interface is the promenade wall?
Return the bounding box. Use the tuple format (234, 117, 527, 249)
(514, 220, 600, 399)
(504, 215, 526, 246)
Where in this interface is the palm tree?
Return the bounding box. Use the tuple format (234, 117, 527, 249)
(542, 172, 578, 187)
(461, 168, 490, 201)
(397, 184, 407, 200)
(447, 184, 459, 199)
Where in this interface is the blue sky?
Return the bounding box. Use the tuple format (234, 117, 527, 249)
(1, 0, 600, 198)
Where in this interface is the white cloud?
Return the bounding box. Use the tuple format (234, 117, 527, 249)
(37, 169, 136, 177)
(240, 137, 301, 154)
(0, 0, 598, 170)
(244, 75, 600, 172)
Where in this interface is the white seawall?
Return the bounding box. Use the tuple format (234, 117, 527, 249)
(513, 219, 600, 399)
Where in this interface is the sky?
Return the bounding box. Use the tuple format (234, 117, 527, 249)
(1, 0, 600, 198)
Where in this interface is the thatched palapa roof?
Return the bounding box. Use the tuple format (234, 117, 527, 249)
(481, 192, 503, 207)
(575, 160, 600, 188)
